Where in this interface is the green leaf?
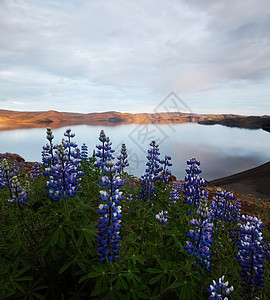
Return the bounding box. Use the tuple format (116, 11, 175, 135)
(146, 268, 163, 274)
(160, 274, 167, 291)
(119, 276, 128, 290)
(58, 261, 73, 274)
(78, 232, 84, 247)
(31, 292, 46, 300)
(59, 227, 66, 247)
(76, 260, 86, 273)
(15, 266, 31, 278)
(91, 286, 107, 297)
(84, 231, 93, 247)
(15, 276, 33, 281)
(79, 274, 90, 284)
(170, 282, 183, 289)
(51, 229, 60, 246)
(40, 243, 50, 258)
(116, 277, 122, 290)
(79, 271, 103, 283)
(149, 273, 163, 285)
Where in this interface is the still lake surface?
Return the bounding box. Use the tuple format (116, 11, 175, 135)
(0, 123, 269, 181)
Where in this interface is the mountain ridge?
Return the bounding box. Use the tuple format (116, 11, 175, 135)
(0, 109, 269, 132)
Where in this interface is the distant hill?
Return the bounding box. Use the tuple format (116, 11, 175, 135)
(211, 161, 270, 199)
(0, 109, 270, 132)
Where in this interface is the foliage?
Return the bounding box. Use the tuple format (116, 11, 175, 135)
(0, 128, 269, 299)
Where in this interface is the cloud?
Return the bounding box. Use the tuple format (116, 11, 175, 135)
(0, 0, 269, 114)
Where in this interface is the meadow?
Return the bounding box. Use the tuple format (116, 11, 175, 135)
(0, 127, 269, 300)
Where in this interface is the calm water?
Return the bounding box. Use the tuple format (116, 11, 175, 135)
(0, 123, 269, 180)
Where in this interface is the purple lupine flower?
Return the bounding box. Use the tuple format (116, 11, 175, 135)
(45, 143, 83, 201)
(8, 176, 29, 205)
(97, 160, 123, 261)
(42, 127, 56, 167)
(159, 155, 172, 184)
(184, 197, 213, 272)
(95, 130, 115, 172)
(232, 199, 241, 224)
(207, 275, 234, 300)
(156, 210, 168, 224)
(169, 181, 182, 204)
(115, 143, 129, 178)
(184, 218, 214, 272)
(0, 158, 10, 189)
(183, 158, 206, 215)
(210, 190, 237, 222)
(97, 203, 122, 261)
(63, 128, 79, 163)
(81, 143, 88, 160)
(236, 215, 265, 295)
(145, 141, 162, 180)
(11, 160, 19, 177)
(140, 173, 156, 201)
(30, 163, 42, 181)
(140, 140, 162, 201)
(0, 158, 13, 198)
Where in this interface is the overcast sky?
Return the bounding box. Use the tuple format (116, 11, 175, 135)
(0, 0, 270, 115)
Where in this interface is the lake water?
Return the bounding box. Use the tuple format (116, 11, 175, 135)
(0, 123, 269, 181)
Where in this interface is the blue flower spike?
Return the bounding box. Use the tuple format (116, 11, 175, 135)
(156, 210, 168, 224)
(236, 215, 265, 295)
(207, 275, 234, 300)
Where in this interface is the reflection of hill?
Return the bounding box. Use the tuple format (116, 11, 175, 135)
(0, 109, 270, 132)
(199, 116, 270, 133)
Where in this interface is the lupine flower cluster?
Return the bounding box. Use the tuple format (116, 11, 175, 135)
(140, 141, 161, 201)
(8, 176, 29, 205)
(97, 202, 122, 261)
(145, 141, 162, 179)
(115, 143, 129, 178)
(45, 144, 83, 201)
(236, 215, 265, 293)
(0, 158, 20, 199)
(95, 130, 115, 172)
(169, 181, 182, 204)
(43, 129, 84, 201)
(62, 129, 81, 161)
(0, 158, 11, 189)
(81, 143, 88, 160)
(156, 210, 168, 224)
(184, 197, 213, 272)
(42, 127, 57, 167)
(159, 155, 172, 183)
(11, 160, 20, 177)
(140, 140, 172, 201)
(209, 189, 240, 223)
(183, 158, 206, 215)
(30, 163, 42, 181)
(207, 275, 234, 300)
(97, 159, 124, 261)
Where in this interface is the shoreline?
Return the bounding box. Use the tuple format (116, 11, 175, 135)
(1, 109, 270, 132)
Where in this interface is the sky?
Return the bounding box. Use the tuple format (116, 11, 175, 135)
(0, 0, 270, 115)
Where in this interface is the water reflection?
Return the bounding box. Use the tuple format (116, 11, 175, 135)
(0, 123, 269, 180)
